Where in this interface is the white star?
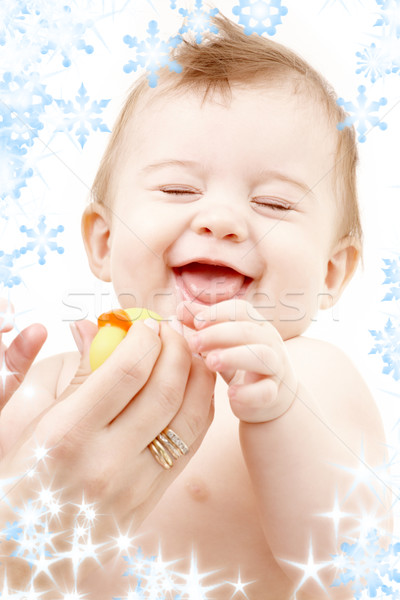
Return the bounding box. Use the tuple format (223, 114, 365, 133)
(281, 539, 331, 595)
(0, 572, 20, 599)
(332, 441, 385, 503)
(227, 570, 256, 598)
(317, 490, 355, 540)
(0, 355, 18, 395)
(109, 521, 138, 555)
(22, 582, 44, 600)
(175, 551, 222, 599)
(73, 494, 99, 524)
(30, 550, 60, 584)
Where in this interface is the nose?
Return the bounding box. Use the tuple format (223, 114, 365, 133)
(190, 202, 248, 242)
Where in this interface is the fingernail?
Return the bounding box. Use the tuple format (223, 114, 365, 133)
(143, 318, 160, 334)
(70, 322, 83, 353)
(194, 313, 206, 328)
(169, 315, 184, 335)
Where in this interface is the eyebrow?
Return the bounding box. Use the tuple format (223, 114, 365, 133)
(138, 159, 201, 175)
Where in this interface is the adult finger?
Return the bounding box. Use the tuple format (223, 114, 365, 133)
(57, 319, 98, 401)
(2, 324, 47, 406)
(163, 353, 215, 451)
(36, 320, 162, 440)
(108, 322, 193, 447)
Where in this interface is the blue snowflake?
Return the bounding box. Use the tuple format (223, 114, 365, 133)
(232, 0, 288, 36)
(0, 139, 34, 200)
(370, 318, 400, 380)
(374, 0, 400, 39)
(337, 85, 388, 143)
(123, 20, 183, 88)
(0, 1, 29, 46)
(19, 215, 64, 265)
(332, 530, 400, 599)
(54, 83, 110, 148)
(2, 520, 23, 541)
(38, 3, 95, 68)
(170, 0, 178, 7)
(0, 1, 98, 69)
(0, 71, 52, 150)
(382, 257, 400, 301)
(356, 43, 392, 83)
(179, 0, 219, 44)
(0, 250, 22, 288)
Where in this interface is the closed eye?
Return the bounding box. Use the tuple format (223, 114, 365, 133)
(160, 187, 200, 195)
(251, 198, 292, 211)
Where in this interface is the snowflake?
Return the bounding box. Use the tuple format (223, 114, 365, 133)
(370, 318, 400, 380)
(179, 0, 219, 44)
(332, 530, 400, 599)
(0, 250, 22, 288)
(54, 83, 110, 148)
(0, 140, 34, 201)
(19, 215, 64, 265)
(170, 0, 178, 7)
(0, 71, 52, 150)
(0, 0, 29, 46)
(382, 257, 400, 301)
(356, 43, 392, 83)
(123, 20, 183, 88)
(2, 520, 23, 541)
(232, 0, 288, 36)
(0, 1, 98, 69)
(374, 0, 400, 39)
(337, 85, 388, 143)
(37, 2, 96, 68)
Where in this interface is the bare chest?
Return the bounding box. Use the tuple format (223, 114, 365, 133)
(133, 380, 294, 599)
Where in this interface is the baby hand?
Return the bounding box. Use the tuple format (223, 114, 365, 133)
(178, 299, 298, 423)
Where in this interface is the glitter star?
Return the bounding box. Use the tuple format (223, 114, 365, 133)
(281, 539, 331, 594)
(317, 490, 356, 540)
(176, 551, 222, 598)
(332, 441, 386, 503)
(227, 570, 256, 598)
(0, 355, 18, 395)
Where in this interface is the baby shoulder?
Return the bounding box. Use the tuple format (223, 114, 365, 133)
(284, 336, 385, 452)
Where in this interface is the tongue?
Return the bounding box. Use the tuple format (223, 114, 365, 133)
(179, 263, 245, 303)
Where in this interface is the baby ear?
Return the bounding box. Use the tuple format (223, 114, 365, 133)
(319, 236, 360, 310)
(81, 202, 112, 282)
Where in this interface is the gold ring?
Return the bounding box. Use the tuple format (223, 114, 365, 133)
(148, 440, 173, 469)
(148, 428, 189, 470)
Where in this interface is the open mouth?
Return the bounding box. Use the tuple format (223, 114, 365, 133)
(173, 262, 252, 305)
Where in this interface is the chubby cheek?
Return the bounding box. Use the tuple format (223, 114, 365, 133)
(254, 236, 326, 338)
(109, 232, 179, 315)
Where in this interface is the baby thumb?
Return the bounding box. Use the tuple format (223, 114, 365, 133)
(58, 320, 98, 401)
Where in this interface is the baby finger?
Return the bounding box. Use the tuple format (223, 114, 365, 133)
(206, 344, 282, 379)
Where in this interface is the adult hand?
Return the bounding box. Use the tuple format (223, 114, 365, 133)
(0, 298, 47, 411)
(0, 318, 215, 592)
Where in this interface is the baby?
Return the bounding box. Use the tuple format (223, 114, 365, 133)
(1, 14, 391, 600)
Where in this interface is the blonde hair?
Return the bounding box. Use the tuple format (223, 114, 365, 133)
(92, 13, 361, 249)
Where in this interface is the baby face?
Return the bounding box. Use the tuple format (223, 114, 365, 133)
(87, 83, 348, 339)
